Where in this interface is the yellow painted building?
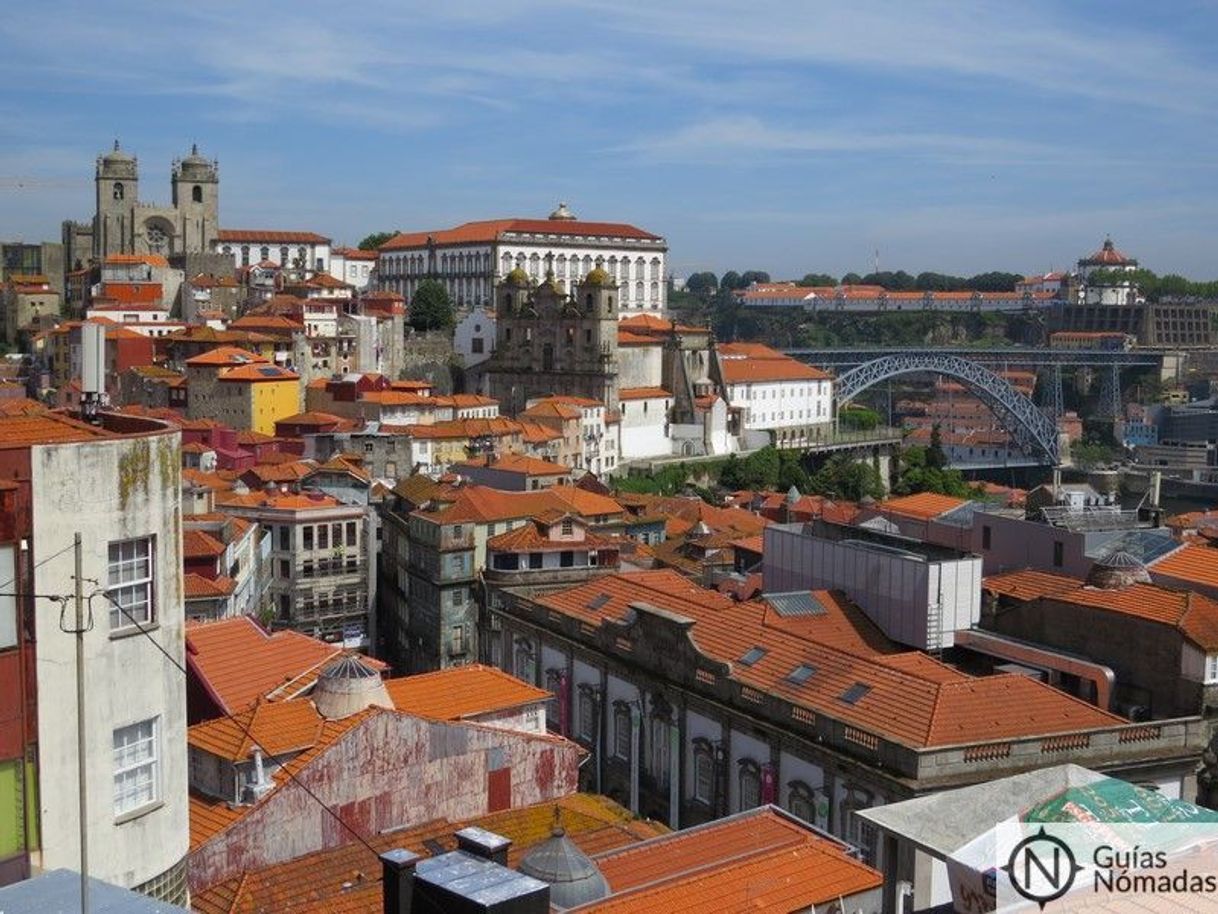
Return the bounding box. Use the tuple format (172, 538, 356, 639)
(184, 346, 301, 434)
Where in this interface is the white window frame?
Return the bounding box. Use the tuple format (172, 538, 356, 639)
(1205, 654, 1218, 684)
(113, 717, 159, 818)
(107, 537, 155, 630)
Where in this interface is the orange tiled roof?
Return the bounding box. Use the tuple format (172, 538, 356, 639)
(188, 698, 325, 762)
(986, 568, 1218, 651)
(383, 664, 550, 720)
(401, 417, 522, 440)
(536, 394, 602, 408)
(418, 484, 623, 525)
(619, 387, 672, 401)
(719, 356, 831, 383)
(618, 314, 704, 335)
(487, 517, 614, 554)
(519, 400, 582, 420)
(538, 571, 1122, 748)
(218, 229, 331, 244)
(215, 490, 344, 511)
(585, 807, 880, 913)
(184, 346, 269, 367)
(380, 218, 661, 251)
(218, 363, 299, 382)
(876, 491, 968, 520)
(104, 253, 169, 266)
(518, 419, 564, 443)
(183, 573, 236, 599)
(453, 453, 570, 476)
(183, 529, 226, 559)
(0, 412, 113, 447)
(1152, 544, 1218, 591)
(185, 617, 367, 714)
(617, 330, 662, 346)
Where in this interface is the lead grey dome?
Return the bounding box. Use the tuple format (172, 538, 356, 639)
(517, 826, 609, 909)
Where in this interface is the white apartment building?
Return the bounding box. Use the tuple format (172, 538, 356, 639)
(454, 305, 496, 367)
(525, 395, 618, 476)
(328, 247, 377, 290)
(22, 412, 189, 903)
(717, 343, 834, 448)
(213, 230, 332, 273)
(376, 203, 668, 316)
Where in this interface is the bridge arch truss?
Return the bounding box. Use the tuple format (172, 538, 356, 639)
(834, 353, 1060, 465)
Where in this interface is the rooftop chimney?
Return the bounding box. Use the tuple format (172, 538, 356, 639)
(455, 827, 511, 866)
(1149, 470, 1162, 509)
(380, 848, 419, 914)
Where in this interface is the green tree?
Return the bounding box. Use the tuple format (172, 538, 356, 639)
(798, 273, 837, 287)
(839, 406, 881, 430)
(409, 279, 455, 331)
(809, 454, 885, 501)
(685, 271, 719, 301)
(358, 231, 396, 250)
(720, 270, 746, 291)
(841, 272, 864, 285)
(740, 270, 771, 287)
(927, 424, 948, 469)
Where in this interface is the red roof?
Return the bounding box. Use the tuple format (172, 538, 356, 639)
(1081, 237, 1135, 266)
(217, 229, 331, 244)
(619, 387, 672, 401)
(876, 491, 968, 521)
(184, 346, 269, 367)
(382, 664, 551, 720)
(185, 617, 382, 714)
(453, 453, 571, 477)
(380, 218, 662, 251)
(719, 356, 830, 383)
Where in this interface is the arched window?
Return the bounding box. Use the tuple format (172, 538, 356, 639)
(650, 281, 659, 300)
(512, 637, 535, 684)
(297, 246, 307, 265)
(260, 246, 270, 261)
(240, 246, 250, 266)
(113, 182, 124, 200)
(192, 185, 203, 203)
(691, 738, 715, 805)
(841, 785, 878, 865)
(279, 246, 288, 263)
(582, 255, 592, 274)
(738, 758, 762, 811)
(788, 780, 828, 828)
(501, 252, 512, 273)
(556, 255, 567, 278)
(585, 293, 594, 311)
(542, 343, 554, 371)
(529, 253, 540, 278)
(221, 245, 232, 255)
(635, 281, 644, 300)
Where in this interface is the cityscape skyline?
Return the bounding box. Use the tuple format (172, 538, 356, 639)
(2, 0, 1217, 278)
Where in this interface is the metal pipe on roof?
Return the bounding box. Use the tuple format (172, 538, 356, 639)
(954, 629, 1116, 711)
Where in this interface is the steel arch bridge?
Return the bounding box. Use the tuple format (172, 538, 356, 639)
(835, 353, 1060, 465)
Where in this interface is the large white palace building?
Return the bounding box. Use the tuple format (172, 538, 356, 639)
(375, 203, 668, 317)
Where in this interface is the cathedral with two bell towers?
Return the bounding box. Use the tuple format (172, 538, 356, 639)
(62, 142, 220, 269)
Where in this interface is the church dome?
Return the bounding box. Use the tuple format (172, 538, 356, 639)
(505, 266, 530, 286)
(178, 144, 216, 178)
(518, 825, 609, 910)
(549, 201, 577, 221)
(99, 141, 137, 178)
(1085, 550, 1152, 590)
(311, 655, 392, 720)
(583, 267, 611, 286)
(102, 140, 135, 164)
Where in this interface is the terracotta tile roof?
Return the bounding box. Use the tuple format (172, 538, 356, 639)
(1151, 544, 1218, 591)
(431, 393, 499, 408)
(416, 484, 623, 525)
(215, 490, 345, 511)
(185, 617, 368, 715)
(519, 400, 582, 420)
(184, 346, 269, 367)
(218, 229, 331, 244)
(383, 664, 550, 720)
(487, 517, 615, 554)
(218, 363, 299, 382)
(876, 491, 969, 521)
(182, 469, 236, 492)
(720, 355, 831, 383)
(309, 454, 372, 483)
(518, 419, 564, 443)
(183, 573, 236, 599)
(401, 417, 522, 440)
(104, 253, 169, 266)
(333, 246, 380, 260)
(537, 571, 1123, 748)
(191, 794, 666, 911)
(229, 314, 304, 332)
(536, 394, 602, 408)
(617, 330, 662, 346)
(379, 218, 661, 251)
(583, 807, 879, 913)
(0, 412, 113, 447)
(731, 533, 764, 554)
(188, 698, 325, 762)
(240, 460, 317, 485)
(453, 453, 570, 476)
(717, 341, 789, 359)
(986, 568, 1218, 652)
(618, 387, 672, 401)
(183, 529, 226, 559)
(618, 314, 704, 335)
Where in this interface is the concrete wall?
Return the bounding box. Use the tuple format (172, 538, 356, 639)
(31, 430, 188, 897)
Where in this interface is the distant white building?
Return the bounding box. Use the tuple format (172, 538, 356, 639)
(717, 343, 834, 448)
(329, 247, 377, 290)
(618, 387, 672, 460)
(213, 230, 332, 273)
(376, 203, 668, 316)
(1077, 237, 1140, 305)
(454, 305, 496, 368)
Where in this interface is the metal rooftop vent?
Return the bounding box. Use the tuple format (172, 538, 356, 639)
(586, 593, 610, 611)
(738, 646, 767, 666)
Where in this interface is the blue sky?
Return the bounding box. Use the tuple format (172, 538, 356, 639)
(2, 0, 1216, 279)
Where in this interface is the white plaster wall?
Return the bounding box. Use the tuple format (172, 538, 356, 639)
(31, 430, 189, 891)
(619, 396, 672, 460)
(727, 378, 833, 431)
(454, 307, 496, 367)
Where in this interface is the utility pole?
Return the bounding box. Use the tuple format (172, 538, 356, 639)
(73, 532, 88, 914)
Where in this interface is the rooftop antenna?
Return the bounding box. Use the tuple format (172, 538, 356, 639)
(873, 248, 880, 275)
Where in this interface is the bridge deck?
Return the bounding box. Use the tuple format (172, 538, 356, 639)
(785, 347, 1163, 367)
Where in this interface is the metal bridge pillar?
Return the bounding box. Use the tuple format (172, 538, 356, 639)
(1039, 365, 1064, 420)
(1097, 364, 1121, 419)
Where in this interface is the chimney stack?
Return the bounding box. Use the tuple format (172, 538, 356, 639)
(454, 827, 511, 866)
(380, 848, 419, 914)
(1149, 470, 1162, 509)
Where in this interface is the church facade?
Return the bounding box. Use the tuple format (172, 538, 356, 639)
(62, 143, 220, 270)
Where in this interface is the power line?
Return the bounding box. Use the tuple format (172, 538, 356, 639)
(0, 540, 78, 592)
(91, 589, 381, 858)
